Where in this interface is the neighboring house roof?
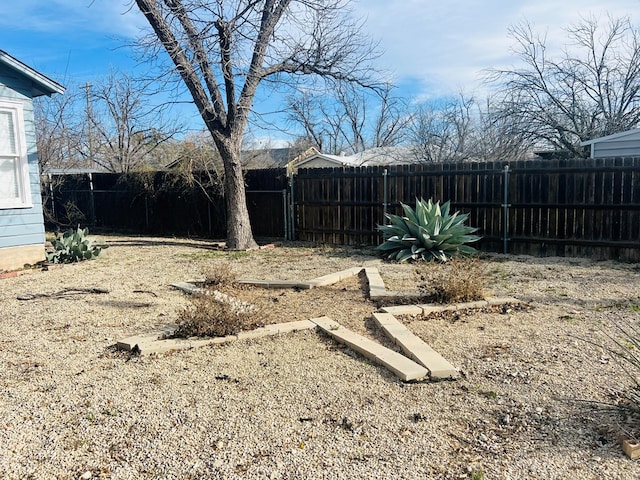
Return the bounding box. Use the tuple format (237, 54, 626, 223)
(292, 146, 419, 170)
(580, 129, 640, 146)
(0, 50, 65, 97)
(343, 146, 421, 166)
(165, 147, 303, 171)
(580, 128, 640, 158)
(44, 168, 105, 175)
(241, 147, 295, 170)
(293, 152, 349, 169)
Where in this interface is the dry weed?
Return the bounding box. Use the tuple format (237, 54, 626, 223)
(201, 261, 237, 288)
(173, 294, 264, 338)
(417, 257, 487, 304)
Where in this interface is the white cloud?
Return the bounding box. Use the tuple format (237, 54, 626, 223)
(4, 0, 639, 136)
(0, 0, 144, 38)
(0, 0, 148, 81)
(353, 0, 639, 99)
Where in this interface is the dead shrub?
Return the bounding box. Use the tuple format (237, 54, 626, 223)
(201, 261, 237, 289)
(173, 294, 264, 338)
(417, 257, 487, 304)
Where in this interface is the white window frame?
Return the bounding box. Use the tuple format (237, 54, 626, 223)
(0, 100, 31, 209)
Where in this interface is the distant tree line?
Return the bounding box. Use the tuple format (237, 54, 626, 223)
(287, 15, 640, 161)
(38, 15, 640, 174)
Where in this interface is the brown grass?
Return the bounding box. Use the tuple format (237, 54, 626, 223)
(416, 257, 487, 304)
(173, 294, 264, 338)
(201, 260, 237, 288)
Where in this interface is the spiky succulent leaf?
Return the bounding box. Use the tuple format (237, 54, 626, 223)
(377, 198, 481, 263)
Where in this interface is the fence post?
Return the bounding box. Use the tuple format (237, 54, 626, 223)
(145, 196, 150, 230)
(282, 189, 288, 239)
(502, 165, 510, 254)
(383, 168, 388, 222)
(47, 173, 56, 224)
(88, 172, 96, 228)
(288, 173, 296, 241)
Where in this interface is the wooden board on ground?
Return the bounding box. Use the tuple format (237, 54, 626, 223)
(306, 267, 363, 287)
(311, 316, 429, 382)
(116, 320, 316, 356)
(372, 312, 458, 380)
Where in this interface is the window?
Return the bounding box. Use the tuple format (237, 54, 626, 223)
(0, 101, 31, 209)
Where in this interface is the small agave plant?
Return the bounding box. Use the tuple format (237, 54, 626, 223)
(377, 198, 480, 262)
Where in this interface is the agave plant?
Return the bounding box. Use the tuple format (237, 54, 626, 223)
(377, 198, 480, 262)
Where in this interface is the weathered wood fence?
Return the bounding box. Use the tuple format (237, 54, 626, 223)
(42, 157, 640, 260)
(293, 158, 640, 260)
(42, 169, 289, 238)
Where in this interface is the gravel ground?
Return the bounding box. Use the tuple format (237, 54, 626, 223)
(2, 235, 640, 479)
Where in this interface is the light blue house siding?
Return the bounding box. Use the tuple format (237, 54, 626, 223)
(581, 129, 640, 158)
(0, 51, 64, 271)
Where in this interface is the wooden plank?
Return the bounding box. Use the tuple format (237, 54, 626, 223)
(363, 267, 385, 290)
(380, 305, 424, 315)
(0, 231, 45, 250)
(236, 319, 316, 340)
(116, 323, 180, 350)
(237, 279, 311, 289)
(311, 316, 428, 381)
(117, 320, 316, 355)
(372, 312, 458, 380)
(306, 267, 362, 287)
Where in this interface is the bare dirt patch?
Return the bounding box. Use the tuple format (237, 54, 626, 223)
(2, 235, 640, 479)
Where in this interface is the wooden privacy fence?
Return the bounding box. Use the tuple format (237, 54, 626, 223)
(292, 157, 640, 260)
(42, 169, 289, 238)
(41, 158, 640, 260)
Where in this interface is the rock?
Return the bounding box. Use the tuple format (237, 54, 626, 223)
(79, 472, 92, 480)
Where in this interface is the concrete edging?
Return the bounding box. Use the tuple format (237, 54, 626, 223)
(372, 312, 458, 380)
(116, 320, 317, 356)
(311, 316, 429, 382)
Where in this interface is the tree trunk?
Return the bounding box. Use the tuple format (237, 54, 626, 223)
(216, 137, 258, 250)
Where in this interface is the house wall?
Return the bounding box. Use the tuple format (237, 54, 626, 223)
(591, 133, 640, 158)
(297, 158, 345, 170)
(0, 70, 46, 270)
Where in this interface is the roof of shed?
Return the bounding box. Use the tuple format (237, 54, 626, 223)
(580, 128, 640, 146)
(0, 50, 65, 97)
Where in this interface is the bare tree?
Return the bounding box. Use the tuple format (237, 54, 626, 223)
(287, 82, 407, 155)
(171, 130, 224, 175)
(471, 96, 532, 162)
(288, 89, 347, 154)
(166, 131, 224, 205)
(408, 93, 475, 163)
(133, 0, 379, 249)
(34, 83, 85, 172)
(408, 93, 532, 163)
(372, 85, 410, 149)
(488, 16, 640, 158)
(35, 74, 183, 173)
(87, 71, 182, 172)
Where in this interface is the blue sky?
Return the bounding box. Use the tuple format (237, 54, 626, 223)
(1, 0, 638, 144)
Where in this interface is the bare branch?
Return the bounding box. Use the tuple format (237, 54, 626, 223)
(487, 15, 640, 157)
(132, 0, 381, 248)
